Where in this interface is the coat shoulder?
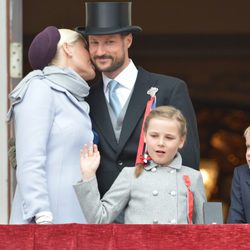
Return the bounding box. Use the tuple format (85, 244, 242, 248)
(233, 164, 250, 176)
(179, 166, 202, 180)
(121, 166, 136, 176)
(23, 78, 54, 103)
(137, 66, 186, 86)
(27, 77, 67, 98)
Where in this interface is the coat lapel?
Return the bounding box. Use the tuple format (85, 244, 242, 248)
(87, 81, 118, 151)
(246, 167, 250, 188)
(246, 180, 250, 188)
(117, 67, 158, 155)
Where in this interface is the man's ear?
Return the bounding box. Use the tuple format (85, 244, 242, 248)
(62, 43, 73, 57)
(126, 33, 133, 49)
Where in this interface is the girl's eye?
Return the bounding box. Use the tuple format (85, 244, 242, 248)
(150, 134, 156, 137)
(165, 136, 175, 140)
(150, 134, 157, 138)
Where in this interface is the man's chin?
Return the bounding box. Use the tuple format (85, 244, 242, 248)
(94, 64, 111, 72)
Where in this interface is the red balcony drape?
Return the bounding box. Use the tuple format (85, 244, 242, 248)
(0, 224, 249, 250)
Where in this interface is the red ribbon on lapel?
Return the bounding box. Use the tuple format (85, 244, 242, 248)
(135, 95, 156, 165)
(183, 175, 194, 224)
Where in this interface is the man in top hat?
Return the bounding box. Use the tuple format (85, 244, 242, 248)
(76, 2, 200, 200)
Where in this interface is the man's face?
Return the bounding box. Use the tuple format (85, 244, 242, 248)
(88, 33, 132, 78)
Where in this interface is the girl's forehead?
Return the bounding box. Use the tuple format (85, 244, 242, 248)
(148, 117, 177, 125)
(147, 118, 181, 131)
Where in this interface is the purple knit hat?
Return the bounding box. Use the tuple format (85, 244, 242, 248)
(28, 26, 60, 70)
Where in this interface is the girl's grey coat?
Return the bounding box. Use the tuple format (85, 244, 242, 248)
(10, 75, 93, 224)
(74, 153, 206, 224)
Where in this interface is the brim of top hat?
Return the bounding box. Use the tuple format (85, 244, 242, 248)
(75, 26, 142, 36)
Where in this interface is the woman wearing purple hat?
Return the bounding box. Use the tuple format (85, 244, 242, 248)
(7, 26, 96, 224)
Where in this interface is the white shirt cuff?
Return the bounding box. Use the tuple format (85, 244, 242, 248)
(35, 211, 53, 224)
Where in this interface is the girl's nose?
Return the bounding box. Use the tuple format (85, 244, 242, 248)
(158, 137, 165, 146)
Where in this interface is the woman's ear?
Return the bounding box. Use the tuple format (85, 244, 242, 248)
(62, 43, 73, 57)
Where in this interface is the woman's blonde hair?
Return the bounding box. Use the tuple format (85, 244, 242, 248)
(135, 105, 187, 177)
(50, 29, 86, 65)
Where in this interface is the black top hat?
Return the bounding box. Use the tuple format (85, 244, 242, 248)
(75, 2, 142, 35)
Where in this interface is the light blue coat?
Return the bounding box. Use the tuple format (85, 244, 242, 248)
(10, 77, 93, 224)
(74, 153, 206, 224)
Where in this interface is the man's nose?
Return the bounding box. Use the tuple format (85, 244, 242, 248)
(95, 44, 106, 55)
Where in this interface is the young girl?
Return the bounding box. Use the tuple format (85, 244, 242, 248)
(74, 106, 206, 224)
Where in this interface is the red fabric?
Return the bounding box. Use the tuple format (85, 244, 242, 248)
(35, 224, 77, 250)
(0, 224, 34, 250)
(183, 175, 194, 224)
(135, 96, 155, 165)
(1, 224, 250, 249)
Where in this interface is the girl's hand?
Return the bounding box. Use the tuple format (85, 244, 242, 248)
(80, 144, 100, 181)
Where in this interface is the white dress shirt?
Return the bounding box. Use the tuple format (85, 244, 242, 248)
(103, 60, 138, 108)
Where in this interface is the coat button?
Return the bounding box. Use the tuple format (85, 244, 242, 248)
(170, 191, 176, 196)
(151, 167, 157, 172)
(117, 161, 123, 166)
(152, 190, 158, 196)
(170, 169, 175, 174)
(153, 219, 158, 224)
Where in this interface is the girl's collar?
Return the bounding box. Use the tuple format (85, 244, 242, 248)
(144, 152, 182, 171)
